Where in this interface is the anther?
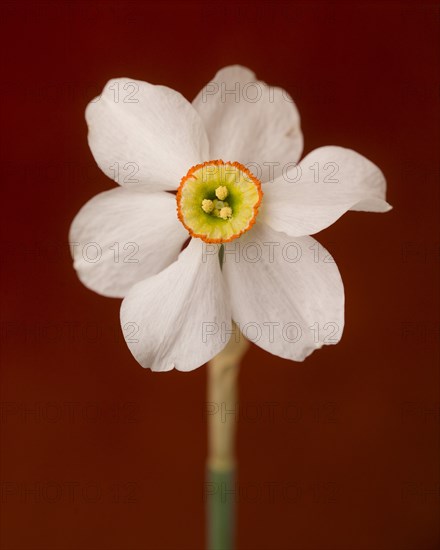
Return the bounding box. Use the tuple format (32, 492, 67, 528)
(215, 186, 228, 200)
(201, 199, 214, 213)
(219, 206, 232, 220)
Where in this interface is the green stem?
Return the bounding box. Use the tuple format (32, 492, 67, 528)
(206, 325, 248, 550)
(206, 468, 235, 550)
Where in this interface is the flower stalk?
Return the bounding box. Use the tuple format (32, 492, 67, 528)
(206, 324, 249, 550)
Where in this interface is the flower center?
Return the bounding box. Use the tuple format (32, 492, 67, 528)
(176, 160, 263, 243)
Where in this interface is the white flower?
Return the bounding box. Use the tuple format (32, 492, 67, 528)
(70, 65, 392, 372)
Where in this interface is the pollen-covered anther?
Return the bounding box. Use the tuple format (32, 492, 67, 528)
(219, 206, 232, 220)
(215, 186, 229, 200)
(201, 199, 214, 213)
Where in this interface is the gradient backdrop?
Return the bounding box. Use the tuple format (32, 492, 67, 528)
(1, 1, 439, 549)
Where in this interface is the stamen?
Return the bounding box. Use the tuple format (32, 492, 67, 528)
(219, 206, 232, 220)
(201, 199, 214, 213)
(215, 186, 228, 200)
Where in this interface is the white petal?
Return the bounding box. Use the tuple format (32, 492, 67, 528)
(120, 239, 231, 372)
(86, 78, 209, 191)
(192, 65, 303, 182)
(261, 146, 392, 236)
(69, 188, 188, 298)
(222, 223, 344, 361)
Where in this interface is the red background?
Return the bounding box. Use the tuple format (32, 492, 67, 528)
(1, 1, 439, 549)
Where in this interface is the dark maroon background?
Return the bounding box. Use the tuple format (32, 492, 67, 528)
(1, 1, 439, 549)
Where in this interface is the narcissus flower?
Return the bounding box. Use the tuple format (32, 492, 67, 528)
(70, 65, 392, 371)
